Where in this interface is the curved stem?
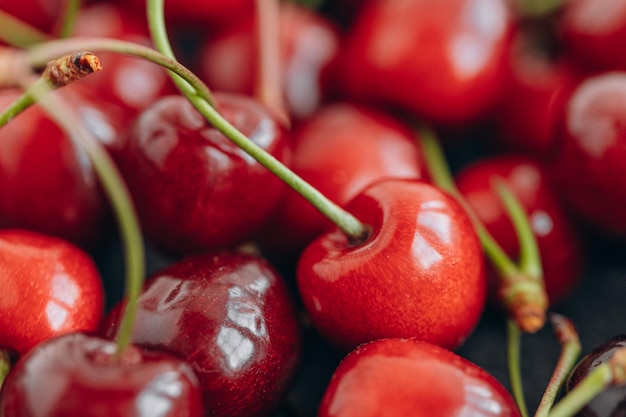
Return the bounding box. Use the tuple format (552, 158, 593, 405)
(0, 349, 11, 390)
(547, 364, 613, 417)
(0, 10, 51, 47)
(534, 314, 581, 417)
(507, 319, 530, 417)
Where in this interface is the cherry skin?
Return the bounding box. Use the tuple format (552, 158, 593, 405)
(455, 155, 585, 305)
(565, 334, 626, 417)
(111, 93, 290, 256)
(258, 102, 427, 257)
(297, 178, 486, 352)
(335, 0, 514, 127)
(0, 229, 104, 356)
(0, 332, 203, 417)
(0, 0, 64, 34)
(319, 338, 521, 417)
(550, 71, 626, 237)
(199, 2, 341, 121)
(0, 87, 117, 249)
(102, 250, 302, 417)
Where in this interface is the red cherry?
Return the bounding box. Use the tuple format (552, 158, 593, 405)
(0, 87, 116, 249)
(111, 93, 290, 256)
(0, 333, 203, 417)
(258, 102, 427, 256)
(558, 0, 626, 73)
(0, 0, 63, 34)
(0, 229, 104, 356)
(102, 250, 302, 417)
(455, 155, 585, 305)
(126, 0, 253, 28)
(297, 178, 486, 351)
(199, 2, 341, 120)
(550, 71, 626, 236)
(335, 0, 514, 126)
(318, 338, 521, 417)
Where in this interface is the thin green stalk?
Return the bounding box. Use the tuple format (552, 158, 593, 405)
(0, 349, 11, 390)
(507, 319, 530, 417)
(547, 364, 613, 417)
(0, 10, 51, 47)
(55, 0, 82, 38)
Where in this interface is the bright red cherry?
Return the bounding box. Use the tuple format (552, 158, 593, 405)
(0, 229, 104, 356)
(335, 0, 514, 127)
(111, 93, 290, 256)
(102, 250, 302, 417)
(0, 333, 203, 417)
(455, 155, 585, 305)
(550, 71, 626, 237)
(297, 178, 486, 352)
(199, 2, 341, 121)
(258, 102, 427, 257)
(319, 338, 521, 417)
(0, 87, 116, 249)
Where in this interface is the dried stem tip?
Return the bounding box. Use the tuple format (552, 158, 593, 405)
(42, 51, 101, 87)
(499, 272, 549, 333)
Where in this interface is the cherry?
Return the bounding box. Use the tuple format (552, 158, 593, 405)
(550, 71, 626, 237)
(565, 334, 626, 417)
(102, 250, 302, 417)
(258, 102, 427, 257)
(198, 2, 341, 121)
(334, 0, 515, 127)
(0, 229, 104, 356)
(455, 155, 584, 305)
(318, 338, 521, 417)
(0, 87, 117, 249)
(0, 332, 203, 417)
(297, 178, 486, 352)
(111, 93, 290, 256)
(0, 0, 64, 34)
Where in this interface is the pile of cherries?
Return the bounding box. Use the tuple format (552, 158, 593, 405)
(1, 0, 626, 416)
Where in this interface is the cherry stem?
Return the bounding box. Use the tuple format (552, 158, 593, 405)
(507, 319, 530, 417)
(534, 314, 581, 417)
(547, 346, 626, 417)
(255, 0, 290, 126)
(0, 349, 10, 390)
(419, 126, 547, 332)
(0, 10, 51, 47)
(514, 0, 565, 18)
(55, 0, 81, 39)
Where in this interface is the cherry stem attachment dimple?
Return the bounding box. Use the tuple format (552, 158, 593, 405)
(534, 314, 581, 417)
(507, 319, 530, 417)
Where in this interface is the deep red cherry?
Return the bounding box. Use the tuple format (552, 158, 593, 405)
(198, 2, 341, 121)
(565, 334, 626, 417)
(111, 93, 290, 256)
(558, 0, 626, 73)
(0, 332, 203, 417)
(258, 102, 427, 257)
(297, 178, 486, 352)
(0, 229, 104, 356)
(0, 0, 63, 34)
(319, 338, 521, 417)
(550, 71, 626, 237)
(455, 155, 585, 305)
(335, 0, 514, 127)
(0, 87, 116, 249)
(102, 250, 302, 417)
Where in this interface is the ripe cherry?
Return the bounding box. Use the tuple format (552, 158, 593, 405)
(0, 229, 104, 356)
(455, 155, 584, 305)
(297, 178, 486, 352)
(318, 338, 521, 417)
(0, 0, 64, 34)
(111, 93, 290, 256)
(0, 332, 203, 417)
(102, 250, 302, 417)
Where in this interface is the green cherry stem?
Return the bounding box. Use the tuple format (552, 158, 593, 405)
(547, 346, 626, 417)
(507, 319, 530, 417)
(55, 0, 82, 39)
(534, 314, 581, 417)
(0, 349, 11, 390)
(0, 11, 51, 47)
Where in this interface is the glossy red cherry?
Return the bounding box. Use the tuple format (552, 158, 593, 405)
(455, 155, 585, 305)
(0, 87, 116, 249)
(297, 178, 486, 352)
(0, 332, 203, 417)
(102, 250, 302, 417)
(258, 102, 427, 256)
(335, 0, 514, 127)
(0, 229, 104, 356)
(550, 71, 626, 237)
(565, 334, 626, 417)
(198, 2, 340, 121)
(319, 338, 521, 417)
(111, 93, 290, 256)
(558, 0, 626, 72)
